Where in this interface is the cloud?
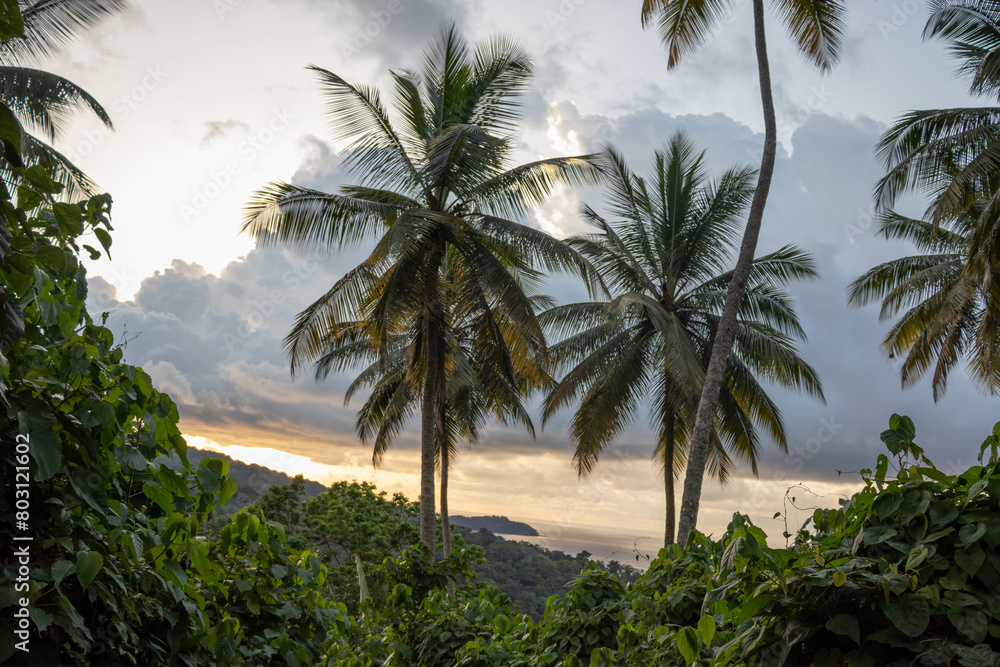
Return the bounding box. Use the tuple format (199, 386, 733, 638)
(200, 119, 251, 148)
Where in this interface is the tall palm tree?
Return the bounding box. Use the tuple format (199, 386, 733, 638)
(542, 136, 824, 547)
(243, 26, 601, 548)
(314, 260, 551, 557)
(848, 204, 1000, 398)
(870, 0, 1000, 397)
(0, 0, 128, 198)
(641, 0, 846, 545)
(876, 0, 1000, 226)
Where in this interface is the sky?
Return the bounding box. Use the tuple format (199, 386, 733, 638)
(35, 0, 999, 553)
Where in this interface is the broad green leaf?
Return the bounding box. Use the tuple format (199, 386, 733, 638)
(93, 227, 112, 259)
(0, 0, 24, 41)
(967, 480, 987, 504)
(51, 560, 74, 587)
(697, 614, 716, 645)
(929, 503, 960, 527)
(956, 546, 985, 576)
(80, 400, 115, 428)
(219, 476, 238, 507)
(736, 593, 773, 624)
(862, 524, 897, 546)
(75, 551, 103, 589)
(960, 523, 987, 547)
(35, 245, 66, 274)
(187, 540, 214, 581)
(900, 490, 931, 522)
(950, 608, 988, 644)
(883, 594, 930, 637)
(142, 482, 174, 513)
(832, 571, 847, 587)
(826, 614, 860, 645)
(874, 492, 903, 519)
(906, 544, 931, 570)
(0, 104, 20, 150)
(18, 412, 61, 481)
(53, 203, 83, 235)
(676, 626, 699, 666)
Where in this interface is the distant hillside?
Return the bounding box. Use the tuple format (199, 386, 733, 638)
(456, 525, 640, 619)
(167, 447, 327, 515)
(172, 449, 637, 620)
(451, 514, 539, 536)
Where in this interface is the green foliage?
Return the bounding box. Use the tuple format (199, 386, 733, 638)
(0, 179, 337, 664)
(2, 148, 996, 667)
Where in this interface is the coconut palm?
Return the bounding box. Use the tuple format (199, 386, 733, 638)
(542, 136, 824, 547)
(848, 203, 1000, 398)
(868, 0, 1000, 398)
(876, 0, 1000, 225)
(242, 26, 600, 548)
(314, 259, 551, 557)
(0, 0, 129, 198)
(641, 0, 846, 545)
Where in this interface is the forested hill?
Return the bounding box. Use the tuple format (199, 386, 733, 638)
(450, 514, 540, 535)
(172, 448, 637, 619)
(167, 447, 327, 514)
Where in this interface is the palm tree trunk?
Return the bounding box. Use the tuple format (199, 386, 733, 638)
(440, 436, 456, 597)
(420, 305, 445, 549)
(663, 403, 675, 549)
(440, 438, 452, 556)
(676, 0, 777, 547)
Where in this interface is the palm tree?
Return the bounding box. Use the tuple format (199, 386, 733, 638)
(848, 204, 1000, 398)
(641, 0, 846, 545)
(542, 136, 824, 547)
(0, 1, 129, 198)
(869, 0, 1000, 398)
(314, 259, 551, 557)
(876, 0, 1000, 226)
(242, 26, 601, 548)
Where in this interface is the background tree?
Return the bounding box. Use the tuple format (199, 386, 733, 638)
(848, 203, 1000, 397)
(640, 0, 846, 545)
(871, 0, 1000, 396)
(0, 0, 129, 198)
(542, 137, 823, 546)
(333, 261, 551, 559)
(242, 25, 601, 548)
(876, 0, 1000, 228)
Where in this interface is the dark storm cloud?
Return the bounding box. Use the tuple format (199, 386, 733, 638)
(89, 245, 372, 463)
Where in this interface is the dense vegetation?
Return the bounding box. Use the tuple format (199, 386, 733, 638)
(4, 0, 1000, 664)
(2, 214, 996, 661)
(179, 448, 634, 621)
(165, 447, 327, 521)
